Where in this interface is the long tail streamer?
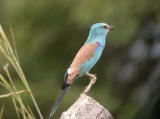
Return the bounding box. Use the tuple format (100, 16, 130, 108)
(49, 86, 70, 119)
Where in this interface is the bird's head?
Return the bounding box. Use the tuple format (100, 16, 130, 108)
(91, 23, 114, 35)
(88, 23, 114, 41)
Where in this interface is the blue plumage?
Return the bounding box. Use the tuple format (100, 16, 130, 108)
(76, 23, 111, 78)
(49, 23, 114, 119)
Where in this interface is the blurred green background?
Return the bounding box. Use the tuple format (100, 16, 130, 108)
(0, 0, 160, 119)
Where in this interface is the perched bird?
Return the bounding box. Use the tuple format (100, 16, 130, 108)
(49, 23, 114, 119)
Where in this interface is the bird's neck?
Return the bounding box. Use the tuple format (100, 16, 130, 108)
(86, 34, 107, 46)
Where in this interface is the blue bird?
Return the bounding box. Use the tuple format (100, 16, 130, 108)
(49, 23, 114, 119)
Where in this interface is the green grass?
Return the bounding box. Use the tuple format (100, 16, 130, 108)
(0, 25, 43, 119)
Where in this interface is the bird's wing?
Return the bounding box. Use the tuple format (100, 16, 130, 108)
(66, 42, 98, 84)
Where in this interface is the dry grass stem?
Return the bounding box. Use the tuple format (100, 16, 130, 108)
(0, 25, 43, 119)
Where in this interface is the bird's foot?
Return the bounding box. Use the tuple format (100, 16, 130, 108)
(83, 73, 97, 94)
(86, 73, 97, 84)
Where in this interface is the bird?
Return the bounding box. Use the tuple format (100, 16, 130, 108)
(49, 22, 114, 119)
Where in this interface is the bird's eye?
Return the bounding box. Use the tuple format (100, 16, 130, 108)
(103, 25, 109, 29)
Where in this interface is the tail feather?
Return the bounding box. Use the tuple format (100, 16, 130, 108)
(49, 86, 70, 119)
(61, 82, 70, 90)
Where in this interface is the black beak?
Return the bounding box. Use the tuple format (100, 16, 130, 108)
(109, 25, 114, 30)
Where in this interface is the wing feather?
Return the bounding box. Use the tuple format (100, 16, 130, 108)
(66, 43, 98, 84)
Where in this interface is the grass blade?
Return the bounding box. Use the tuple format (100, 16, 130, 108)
(12, 97, 20, 119)
(0, 105, 4, 119)
(0, 25, 43, 119)
(0, 90, 25, 98)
